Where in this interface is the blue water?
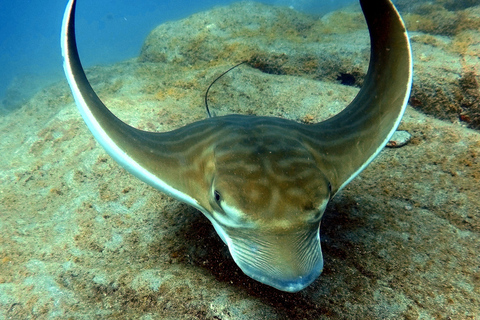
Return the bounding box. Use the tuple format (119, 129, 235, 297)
(0, 0, 355, 110)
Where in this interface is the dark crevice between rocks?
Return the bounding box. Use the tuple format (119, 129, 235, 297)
(458, 71, 480, 130)
(246, 53, 290, 76)
(246, 53, 365, 88)
(336, 73, 357, 86)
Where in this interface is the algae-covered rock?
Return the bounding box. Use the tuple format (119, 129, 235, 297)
(139, 1, 370, 86)
(139, 1, 480, 130)
(403, 4, 480, 130)
(397, 0, 480, 12)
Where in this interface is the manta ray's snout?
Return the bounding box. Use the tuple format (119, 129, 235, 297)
(225, 225, 324, 292)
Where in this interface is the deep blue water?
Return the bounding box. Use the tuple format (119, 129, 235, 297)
(0, 0, 355, 111)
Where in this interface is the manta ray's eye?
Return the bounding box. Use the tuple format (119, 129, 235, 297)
(214, 190, 222, 203)
(210, 186, 224, 211)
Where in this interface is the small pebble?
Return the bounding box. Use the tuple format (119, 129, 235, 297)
(386, 130, 412, 148)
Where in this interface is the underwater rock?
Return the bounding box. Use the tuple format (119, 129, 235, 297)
(0, 75, 48, 114)
(397, 0, 480, 12)
(139, 2, 370, 86)
(386, 130, 412, 148)
(140, 1, 480, 131)
(404, 4, 480, 130)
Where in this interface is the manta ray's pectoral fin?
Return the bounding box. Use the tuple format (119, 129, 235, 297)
(61, 0, 216, 210)
(302, 0, 413, 194)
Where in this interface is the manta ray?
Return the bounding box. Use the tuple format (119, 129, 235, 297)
(61, 0, 412, 292)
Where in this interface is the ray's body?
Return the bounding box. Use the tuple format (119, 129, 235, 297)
(61, 0, 412, 292)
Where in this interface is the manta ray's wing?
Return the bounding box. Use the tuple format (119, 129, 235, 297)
(61, 0, 219, 211)
(301, 0, 413, 194)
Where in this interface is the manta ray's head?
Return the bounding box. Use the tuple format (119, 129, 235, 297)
(202, 129, 332, 292)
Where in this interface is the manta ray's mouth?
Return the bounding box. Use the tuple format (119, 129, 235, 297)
(225, 226, 324, 292)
